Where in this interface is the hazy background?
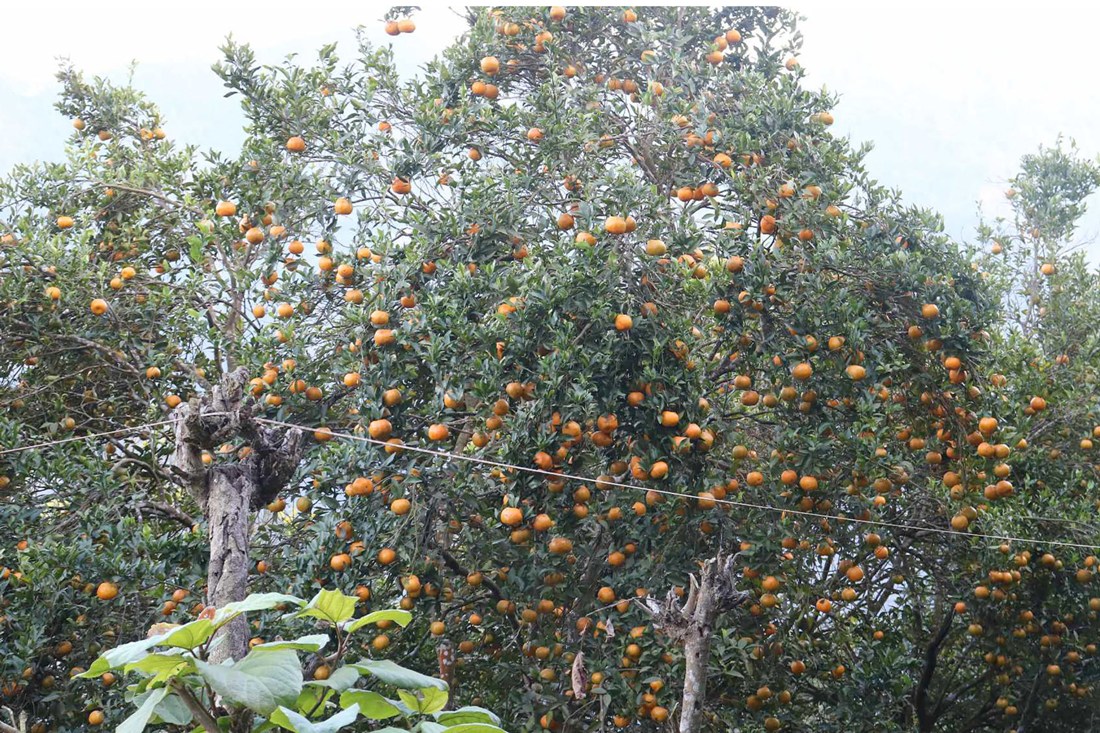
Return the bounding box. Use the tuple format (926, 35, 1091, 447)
(3, 2, 1098, 261)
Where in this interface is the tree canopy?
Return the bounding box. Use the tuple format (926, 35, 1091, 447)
(1, 6, 1099, 733)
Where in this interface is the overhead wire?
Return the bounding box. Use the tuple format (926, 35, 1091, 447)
(2, 413, 1095, 550)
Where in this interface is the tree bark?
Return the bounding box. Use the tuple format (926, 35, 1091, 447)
(171, 368, 303, 664)
(641, 554, 749, 733)
(205, 468, 253, 663)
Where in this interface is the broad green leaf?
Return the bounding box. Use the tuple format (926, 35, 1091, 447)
(251, 634, 329, 653)
(398, 687, 448, 715)
(296, 589, 357, 624)
(417, 724, 447, 733)
(305, 666, 359, 691)
(349, 659, 446, 690)
(151, 693, 193, 727)
(441, 725, 508, 733)
(294, 687, 332, 716)
(78, 635, 164, 677)
(124, 653, 194, 684)
(215, 593, 306, 627)
(269, 704, 361, 733)
(434, 707, 501, 726)
(195, 648, 303, 715)
(343, 609, 412, 633)
(338, 690, 402, 719)
(160, 619, 216, 649)
(117, 687, 168, 733)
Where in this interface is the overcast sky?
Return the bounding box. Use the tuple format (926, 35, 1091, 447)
(3, 2, 1098, 262)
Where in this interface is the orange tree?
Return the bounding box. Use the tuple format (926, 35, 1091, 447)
(1, 6, 1098, 732)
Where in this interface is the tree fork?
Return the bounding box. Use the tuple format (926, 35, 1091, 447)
(171, 368, 303, 663)
(642, 553, 749, 733)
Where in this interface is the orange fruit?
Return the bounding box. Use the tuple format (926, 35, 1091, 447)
(285, 136, 305, 152)
(90, 299, 109, 316)
(604, 216, 627, 234)
(96, 582, 119, 601)
(215, 201, 237, 217)
(548, 537, 573, 554)
(791, 362, 813, 380)
(480, 56, 501, 75)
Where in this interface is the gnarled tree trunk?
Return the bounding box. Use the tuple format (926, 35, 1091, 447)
(643, 554, 749, 733)
(171, 368, 303, 663)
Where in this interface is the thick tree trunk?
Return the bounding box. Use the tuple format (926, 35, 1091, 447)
(642, 554, 749, 733)
(680, 627, 713, 733)
(205, 468, 254, 663)
(170, 368, 303, 664)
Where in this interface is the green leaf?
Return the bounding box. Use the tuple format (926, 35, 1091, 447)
(78, 635, 163, 677)
(195, 648, 303, 715)
(338, 690, 402, 720)
(251, 634, 329, 653)
(434, 707, 501, 726)
(160, 619, 216, 649)
(305, 666, 359, 691)
(269, 704, 361, 733)
(349, 659, 447, 690)
(151, 693, 193, 726)
(295, 589, 357, 624)
(343, 609, 412, 633)
(417, 724, 447, 733)
(117, 687, 168, 733)
(214, 593, 306, 627)
(398, 687, 448, 715)
(441, 725, 508, 733)
(124, 653, 195, 684)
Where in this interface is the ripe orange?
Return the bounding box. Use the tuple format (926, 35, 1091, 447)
(96, 582, 119, 601)
(614, 314, 633, 331)
(427, 424, 451, 441)
(480, 56, 501, 75)
(215, 201, 237, 217)
(57, 215, 74, 229)
(548, 537, 573, 554)
(500, 507, 524, 526)
(285, 136, 305, 152)
(334, 197, 353, 215)
(604, 216, 627, 234)
(791, 362, 813, 380)
(90, 299, 109, 316)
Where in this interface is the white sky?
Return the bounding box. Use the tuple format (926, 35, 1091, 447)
(2, 1, 1099, 261)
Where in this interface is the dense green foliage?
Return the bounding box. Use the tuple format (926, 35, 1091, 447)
(1, 7, 1098, 732)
